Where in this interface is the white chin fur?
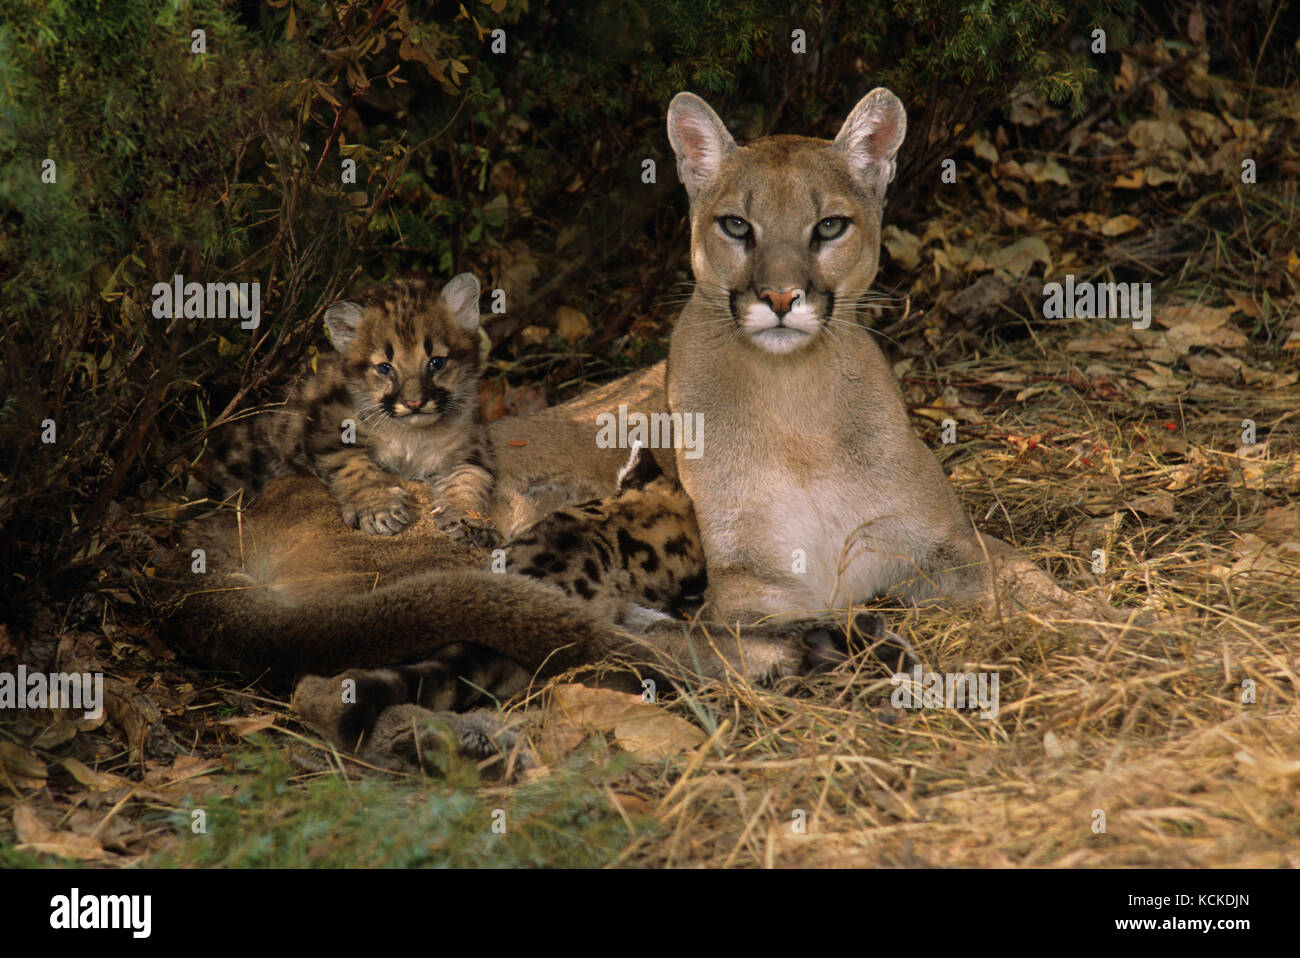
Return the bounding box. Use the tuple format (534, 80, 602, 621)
(742, 302, 821, 353)
(749, 326, 812, 354)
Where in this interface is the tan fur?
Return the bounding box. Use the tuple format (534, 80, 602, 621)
(152, 91, 1127, 768)
(661, 89, 1109, 622)
(205, 273, 497, 544)
(152, 475, 863, 690)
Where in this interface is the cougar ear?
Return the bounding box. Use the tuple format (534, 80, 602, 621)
(323, 301, 365, 352)
(440, 272, 482, 333)
(616, 441, 663, 492)
(667, 92, 737, 202)
(832, 88, 907, 200)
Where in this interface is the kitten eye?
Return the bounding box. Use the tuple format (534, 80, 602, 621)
(814, 217, 848, 241)
(427, 356, 447, 372)
(374, 362, 393, 376)
(718, 216, 752, 240)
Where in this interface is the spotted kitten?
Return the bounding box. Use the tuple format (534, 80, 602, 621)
(206, 273, 498, 545)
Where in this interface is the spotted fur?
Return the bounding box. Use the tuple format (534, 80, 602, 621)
(506, 443, 705, 626)
(205, 274, 498, 545)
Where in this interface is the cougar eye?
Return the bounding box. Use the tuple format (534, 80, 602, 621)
(374, 362, 393, 376)
(719, 216, 752, 240)
(814, 217, 848, 241)
(427, 356, 446, 372)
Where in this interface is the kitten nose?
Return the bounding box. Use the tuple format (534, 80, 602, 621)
(403, 399, 425, 411)
(760, 287, 798, 316)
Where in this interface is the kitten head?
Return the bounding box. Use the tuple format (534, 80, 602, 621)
(324, 273, 483, 425)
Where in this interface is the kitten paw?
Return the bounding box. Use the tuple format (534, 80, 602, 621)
(435, 507, 500, 549)
(340, 486, 411, 536)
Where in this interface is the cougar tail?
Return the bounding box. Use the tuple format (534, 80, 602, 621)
(148, 567, 619, 688)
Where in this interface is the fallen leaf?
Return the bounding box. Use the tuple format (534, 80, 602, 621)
(1184, 353, 1240, 380)
(506, 439, 528, 447)
(1124, 493, 1177, 519)
(13, 805, 108, 861)
(554, 306, 590, 341)
(1021, 158, 1071, 186)
(1066, 330, 1135, 354)
(614, 712, 705, 760)
(32, 718, 78, 749)
(221, 713, 276, 737)
(986, 237, 1050, 277)
(519, 324, 549, 347)
(1144, 165, 1179, 186)
(1229, 293, 1262, 319)
(1256, 504, 1300, 544)
(1113, 169, 1146, 189)
(0, 741, 47, 779)
(1101, 214, 1143, 236)
(882, 225, 922, 270)
(62, 757, 128, 791)
(1128, 118, 1189, 152)
(547, 684, 704, 761)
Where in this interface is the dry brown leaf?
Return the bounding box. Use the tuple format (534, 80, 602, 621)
(1132, 363, 1185, 391)
(1101, 214, 1143, 237)
(142, 754, 221, 789)
(986, 237, 1050, 277)
(32, 717, 78, 749)
(1066, 330, 1135, 354)
(881, 225, 922, 270)
(1256, 504, 1300, 544)
(554, 305, 590, 341)
(13, 805, 108, 862)
(1128, 118, 1189, 152)
(548, 684, 705, 761)
(519, 324, 549, 347)
(1229, 293, 1262, 319)
(1144, 165, 1180, 186)
(0, 741, 47, 779)
(220, 713, 276, 737)
(1124, 493, 1177, 519)
(497, 239, 540, 300)
(1113, 169, 1145, 189)
(62, 757, 128, 791)
(1021, 158, 1070, 186)
(1183, 354, 1240, 380)
(614, 713, 705, 760)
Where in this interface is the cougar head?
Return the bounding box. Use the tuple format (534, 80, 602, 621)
(667, 89, 906, 356)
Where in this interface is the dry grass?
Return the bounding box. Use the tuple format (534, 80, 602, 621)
(587, 328, 1300, 868)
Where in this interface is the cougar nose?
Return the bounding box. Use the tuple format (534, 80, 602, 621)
(403, 399, 425, 411)
(759, 287, 798, 316)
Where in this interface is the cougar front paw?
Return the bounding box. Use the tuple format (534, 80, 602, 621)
(340, 486, 411, 536)
(799, 613, 918, 675)
(435, 506, 500, 549)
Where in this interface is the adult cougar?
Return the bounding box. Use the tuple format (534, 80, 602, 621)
(662, 88, 1113, 622)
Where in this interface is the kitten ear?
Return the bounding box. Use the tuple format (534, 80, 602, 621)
(667, 92, 737, 202)
(832, 88, 907, 199)
(440, 272, 482, 333)
(616, 440, 663, 492)
(323, 301, 365, 352)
